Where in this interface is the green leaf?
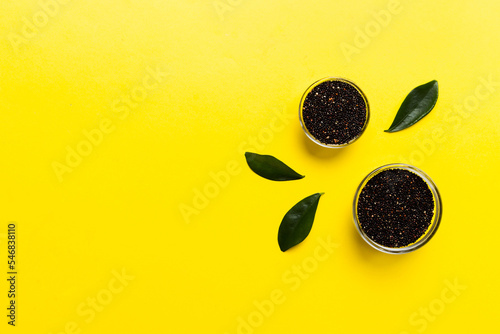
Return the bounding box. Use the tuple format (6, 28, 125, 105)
(385, 80, 439, 133)
(278, 193, 324, 252)
(245, 152, 304, 181)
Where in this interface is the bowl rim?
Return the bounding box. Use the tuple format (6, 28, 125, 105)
(299, 76, 370, 148)
(352, 163, 442, 254)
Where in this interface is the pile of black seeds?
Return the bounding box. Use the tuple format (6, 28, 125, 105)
(357, 169, 435, 248)
(302, 80, 367, 145)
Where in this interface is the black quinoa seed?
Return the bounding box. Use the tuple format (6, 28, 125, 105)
(302, 80, 367, 145)
(357, 169, 434, 248)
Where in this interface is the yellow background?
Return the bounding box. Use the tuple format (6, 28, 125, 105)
(1, 0, 499, 333)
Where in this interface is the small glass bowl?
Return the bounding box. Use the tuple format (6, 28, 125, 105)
(353, 163, 442, 254)
(299, 77, 370, 148)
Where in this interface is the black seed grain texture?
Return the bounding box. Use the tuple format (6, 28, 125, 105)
(357, 169, 434, 248)
(302, 80, 367, 145)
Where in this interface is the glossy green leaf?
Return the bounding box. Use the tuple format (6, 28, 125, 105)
(245, 152, 304, 181)
(278, 193, 324, 252)
(385, 80, 439, 133)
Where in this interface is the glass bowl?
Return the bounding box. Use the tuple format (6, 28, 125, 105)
(299, 77, 370, 148)
(353, 163, 442, 254)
